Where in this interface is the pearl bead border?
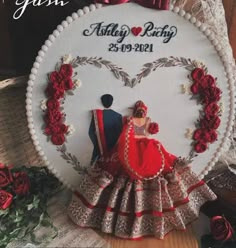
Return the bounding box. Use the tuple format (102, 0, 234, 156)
(26, 3, 236, 190)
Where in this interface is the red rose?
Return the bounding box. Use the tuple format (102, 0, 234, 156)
(205, 103, 219, 119)
(203, 86, 221, 105)
(60, 124, 68, 134)
(44, 126, 52, 136)
(200, 116, 221, 130)
(59, 64, 73, 78)
(13, 172, 30, 195)
(46, 82, 61, 98)
(207, 130, 218, 143)
(190, 83, 200, 95)
(45, 123, 68, 136)
(51, 134, 65, 145)
(49, 71, 63, 83)
(193, 129, 210, 142)
(46, 99, 60, 110)
(51, 124, 62, 135)
(0, 164, 13, 188)
(194, 142, 207, 153)
(201, 75, 216, 88)
(64, 78, 74, 90)
(210, 216, 233, 241)
(46, 82, 65, 99)
(191, 68, 205, 81)
(148, 122, 159, 134)
(46, 109, 63, 124)
(0, 190, 13, 209)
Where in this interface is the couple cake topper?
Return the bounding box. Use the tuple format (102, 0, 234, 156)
(68, 95, 217, 239)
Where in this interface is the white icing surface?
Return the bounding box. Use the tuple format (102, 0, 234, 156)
(26, 3, 235, 190)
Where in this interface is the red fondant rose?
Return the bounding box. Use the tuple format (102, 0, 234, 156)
(60, 124, 68, 134)
(51, 134, 65, 145)
(13, 172, 30, 195)
(50, 71, 63, 83)
(200, 116, 221, 130)
(46, 109, 63, 124)
(210, 216, 233, 241)
(194, 142, 207, 153)
(44, 126, 52, 136)
(207, 130, 218, 143)
(190, 83, 200, 95)
(205, 102, 219, 119)
(193, 129, 210, 143)
(191, 68, 205, 81)
(64, 78, 74, 90)
(59, 64, 73, 78)
(46, 82, 65, 99)
(45, 123, 68, 136)
(0, 190, 13, 210)
(148, 122, 159, 134)
(46, 99, 60, 110)
(0, 164, 13, 188)
(203, 86, 221, 105)
(201, 75, 216, 88)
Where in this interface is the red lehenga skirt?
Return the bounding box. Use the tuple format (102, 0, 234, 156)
(67, 122, 216, 239)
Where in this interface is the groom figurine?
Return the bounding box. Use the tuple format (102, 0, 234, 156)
(88, 94, 123, 165)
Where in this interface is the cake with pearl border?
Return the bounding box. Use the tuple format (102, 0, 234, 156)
(26, 2, 235, 194)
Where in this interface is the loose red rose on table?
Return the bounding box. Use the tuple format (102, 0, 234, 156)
(194, 142, 207, 153)
(191, 68, 205, 81)
(0, 190, 13, 210)
(51, 133, 66, 145)
(13, 172, 30, 195)
(210, 216, 233, 241)
(0, 164, 13, 188)
(148, 122, 159, 134)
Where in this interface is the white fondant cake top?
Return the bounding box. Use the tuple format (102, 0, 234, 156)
(26, 3, 235, 190)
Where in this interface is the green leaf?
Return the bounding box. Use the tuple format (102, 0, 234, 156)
(27, 203, 34, 211)
(41, 219, 52, 227)
(9, 228, 22, 236)
(0, 209, 9, 216)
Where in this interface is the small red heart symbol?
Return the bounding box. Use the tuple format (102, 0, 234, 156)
(131, 27, 142, 36)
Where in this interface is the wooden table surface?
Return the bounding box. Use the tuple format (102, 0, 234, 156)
(101, 1, 236, 247)
(102, 226, 198, 248)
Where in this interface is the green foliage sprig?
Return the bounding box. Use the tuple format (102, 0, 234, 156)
(0, 165, 62, 248)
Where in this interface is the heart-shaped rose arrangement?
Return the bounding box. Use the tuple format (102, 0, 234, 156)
(41, 55, 222, 167)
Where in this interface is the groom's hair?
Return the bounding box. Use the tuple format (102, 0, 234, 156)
(101, 94, 113, 108)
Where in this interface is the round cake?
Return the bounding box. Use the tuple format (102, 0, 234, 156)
(26, 3, 235, 190)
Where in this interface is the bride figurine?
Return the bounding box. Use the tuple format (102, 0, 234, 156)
(68, 100, 216, 240)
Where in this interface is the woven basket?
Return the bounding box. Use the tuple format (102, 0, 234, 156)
(0, 76, 43, 165)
